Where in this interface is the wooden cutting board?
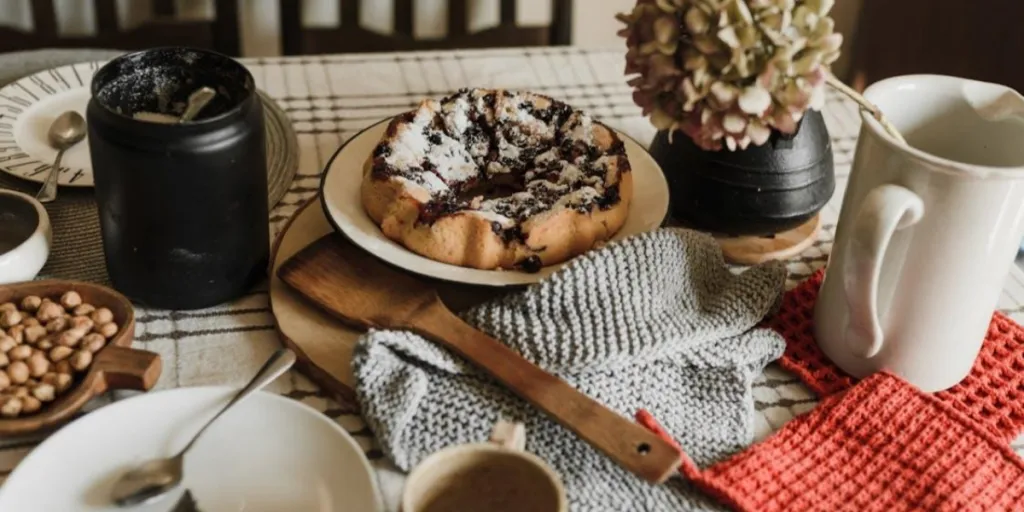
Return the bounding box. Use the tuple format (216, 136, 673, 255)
(276, 212, 682, 483)
(268, 197, 505, 408)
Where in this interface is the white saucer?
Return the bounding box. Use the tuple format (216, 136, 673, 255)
(0, 387, 385, 512)
(319, 119, 670, 287)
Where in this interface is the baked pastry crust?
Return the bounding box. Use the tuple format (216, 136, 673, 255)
(360, 88, 633, 272)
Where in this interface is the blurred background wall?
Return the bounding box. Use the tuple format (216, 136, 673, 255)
(0, 0, 863, 78)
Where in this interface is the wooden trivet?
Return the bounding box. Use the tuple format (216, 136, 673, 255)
(715, 214, 820, 265)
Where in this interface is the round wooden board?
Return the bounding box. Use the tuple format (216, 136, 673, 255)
(269, 196, 362, 409)
(269, 197, 510, 410)
(715, 214, 821, 265)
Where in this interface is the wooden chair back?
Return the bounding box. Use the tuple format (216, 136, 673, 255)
(0, 0, 241, 56)
(849, 0, 1024, 93)
(280, 0, 573, 55)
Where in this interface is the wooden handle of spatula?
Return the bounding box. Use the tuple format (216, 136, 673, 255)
(411, 302, 682, 484)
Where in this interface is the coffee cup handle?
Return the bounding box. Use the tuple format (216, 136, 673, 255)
(489, 419, 526, 451)
(844, 184, 925, 358)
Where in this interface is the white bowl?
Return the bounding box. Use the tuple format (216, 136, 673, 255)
(0, 189, 51, 284)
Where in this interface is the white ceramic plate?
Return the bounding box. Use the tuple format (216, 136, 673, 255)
(0, 387, 385, 512)
(320, 119, 670, 287)
(0, 61, 101, 187)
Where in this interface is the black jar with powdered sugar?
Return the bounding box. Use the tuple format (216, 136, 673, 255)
(86, 47, 268, 310)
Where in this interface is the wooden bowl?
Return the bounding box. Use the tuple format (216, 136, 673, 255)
(0, 280, 162, 436)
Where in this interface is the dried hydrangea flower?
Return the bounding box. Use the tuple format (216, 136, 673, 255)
(618, 0, 843, 151)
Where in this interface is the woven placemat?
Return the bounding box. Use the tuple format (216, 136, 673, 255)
(0, 49, 298, 284)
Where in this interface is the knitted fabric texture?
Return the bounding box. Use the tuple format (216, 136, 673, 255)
(643, 372, 1024, 512)
(771, 269, 1024, 443)
(353, 228, 788, 511)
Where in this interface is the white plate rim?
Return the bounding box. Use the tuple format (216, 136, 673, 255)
(0, 61, 102, 188)
(318, 117, 670, 287)
(0, 386, 386, 511)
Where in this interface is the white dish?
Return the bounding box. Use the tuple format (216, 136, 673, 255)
(0, 189, 51, 284)
(0, 387, 385, 512)
(0, 61, 101, 187)
(319, 119, 670, 287)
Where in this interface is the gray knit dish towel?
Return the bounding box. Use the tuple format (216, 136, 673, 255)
(354, 228, 788, 511)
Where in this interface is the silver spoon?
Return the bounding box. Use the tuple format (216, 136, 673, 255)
(178, 86, 217, 123)
(110, 348, 297, 507)
(36, 111, 86, 203)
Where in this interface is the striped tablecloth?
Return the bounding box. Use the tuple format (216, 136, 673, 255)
(3, 47, 1024, 510)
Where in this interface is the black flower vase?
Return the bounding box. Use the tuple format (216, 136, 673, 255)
(649, 110, 834, 236)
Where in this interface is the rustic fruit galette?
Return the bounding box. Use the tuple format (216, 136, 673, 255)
(361, 88, 633, 272)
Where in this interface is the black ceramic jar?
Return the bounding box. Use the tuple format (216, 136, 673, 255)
(650, 110, 834, 236)
(87, 48, 268, 310)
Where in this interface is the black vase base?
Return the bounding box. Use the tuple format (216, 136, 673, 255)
(710, 213, 821, 265)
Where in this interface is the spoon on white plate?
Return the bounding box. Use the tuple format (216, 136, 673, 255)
(36, 111, 86, 203)
(109, 348, 296, 507)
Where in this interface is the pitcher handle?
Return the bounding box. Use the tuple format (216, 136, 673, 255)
(843, 184, 924, 358)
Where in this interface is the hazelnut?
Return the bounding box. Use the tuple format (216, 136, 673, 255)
(26, 352, 49, 378)
(40, 372, 71, 392)
(10, 385, 28, 398)
(54, 373, 72, 393)
(0, 352, 7, 368)
(19, 296, 41, 312)
(54, 360, 72, 375)
(60, 291, 82, 310)
(69, 350, 92, 371)
(23, 325, 47, 343)
(0, 303, 16, 313)
(31, 383, 55, 402)
(35, 301, 63, 322)
(0, 396, 22, 417)
(83, 334, 106, 353)
(0, 371, 9, 391)
(21, 317, 40, 328)
(8, 344, 31, 361)
(57, 328, 86, 347)
(36, 338, 53, 350)
(0, 309, 22, 328)
(73, 304, 95, 316)
(90, 308, 114, 325)
(7, 361, 28, 384)
(0, 336, 15, 353)
(44, 316, 67, 333)
(20, 396, 41, 414)
(97, 322, 119, 339)
(6, 325, 23, 344)
(49, 346, 73, 363)
(68, 316, 93, 332)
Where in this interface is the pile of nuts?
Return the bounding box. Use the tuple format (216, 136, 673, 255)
(0, 291, 119, 418)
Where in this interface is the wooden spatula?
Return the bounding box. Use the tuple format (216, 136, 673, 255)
(278, 234, 682, 484)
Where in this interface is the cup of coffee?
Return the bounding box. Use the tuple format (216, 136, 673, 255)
(402, 420, 566, 512)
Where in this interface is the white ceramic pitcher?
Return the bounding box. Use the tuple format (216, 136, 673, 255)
(815, 74, 1024, 392)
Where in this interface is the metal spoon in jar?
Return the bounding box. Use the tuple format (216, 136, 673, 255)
(178, 86, 217, 123)
(36, 111, 86, 203)
(109, 348, 297, 507)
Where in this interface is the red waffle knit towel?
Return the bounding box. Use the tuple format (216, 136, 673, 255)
(770, 269, 1024, 443)
(640, 372, 1024, 511)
